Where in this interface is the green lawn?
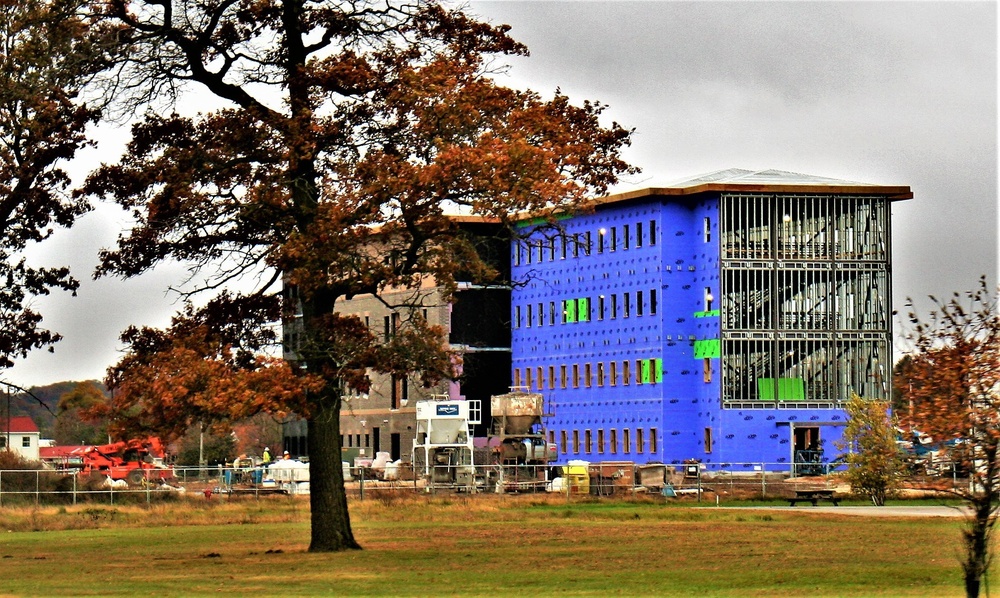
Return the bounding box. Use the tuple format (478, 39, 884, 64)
(0, 495, 968, 597)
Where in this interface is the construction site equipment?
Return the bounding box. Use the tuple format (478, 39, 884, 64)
(78, 438, 174, 486)
(413, 398, 480, 491)
(489, 390, 555, 492)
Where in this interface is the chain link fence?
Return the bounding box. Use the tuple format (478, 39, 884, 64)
(0, 461, 959, 506)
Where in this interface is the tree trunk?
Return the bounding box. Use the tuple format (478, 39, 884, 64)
(963, 483, 996, 598)
(964, 517, 986, 598)
(965, 573, 981, 598)
(307, 388, 361, 552)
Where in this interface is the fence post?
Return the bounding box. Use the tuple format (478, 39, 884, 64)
(697, 466, 702, 503)
(35, 470, 40, 505)
(761, 464, 766, 498)
(1, 470, 3, 508)
(359, 467, 364, 501)
(73, 473, 77, 506)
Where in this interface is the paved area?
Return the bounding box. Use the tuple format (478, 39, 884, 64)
(717, 505, 968, 517)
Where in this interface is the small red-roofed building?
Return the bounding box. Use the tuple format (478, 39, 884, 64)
(1, 416, 41, 461)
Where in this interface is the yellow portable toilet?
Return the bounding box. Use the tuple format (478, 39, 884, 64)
(565, 460, 591, 494)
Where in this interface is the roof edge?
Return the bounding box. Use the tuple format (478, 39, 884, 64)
(591, 183, 913, 207)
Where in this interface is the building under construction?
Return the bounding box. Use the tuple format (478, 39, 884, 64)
(510, 169, 911, 470)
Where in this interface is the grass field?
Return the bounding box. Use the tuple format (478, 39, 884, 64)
(0, 494, 971, 597)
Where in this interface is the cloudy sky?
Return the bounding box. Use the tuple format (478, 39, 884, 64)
(4, 1, 997, 389)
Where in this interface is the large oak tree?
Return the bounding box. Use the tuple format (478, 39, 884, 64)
(88, 0, 636, 551)
(0, 0, 117, 369)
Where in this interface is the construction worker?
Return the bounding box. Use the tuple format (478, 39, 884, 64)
(283, 451, 291, 460)
(262, 447, 272, 465)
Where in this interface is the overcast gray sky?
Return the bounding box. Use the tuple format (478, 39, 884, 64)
(4, 1, 997, 389)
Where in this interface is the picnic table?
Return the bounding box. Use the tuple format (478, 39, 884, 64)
(788, 489, 840, 506)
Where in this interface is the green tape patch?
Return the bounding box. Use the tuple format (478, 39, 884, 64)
(693, 339, 721, 359)
(757, 377, 806, 401)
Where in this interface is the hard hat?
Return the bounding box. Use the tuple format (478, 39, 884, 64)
(265, 447, 269, 451)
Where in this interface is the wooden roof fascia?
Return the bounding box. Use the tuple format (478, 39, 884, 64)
(589, 184, 913, 208)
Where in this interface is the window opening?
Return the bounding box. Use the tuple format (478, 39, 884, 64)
(649, 220, 657, 245)
(598, 429, 605, 453)
(611, 226, 617, 251)
(650, 428, 658, 454)
(584, 363, 592, 388)
(636, 222, 643, 247)
(704, 427, 712, 453)
(623, 360, 630, 385)
(598, 228, 606, 253)
(585, 430, 593, 454)
(610, 429, 618, 454)
(573, 430, 580, 453)
(650, 289, 657, 315)
(623, 429, 631, 454)
(637, 290, 644, 316)
(391, 374, 405, 409)
(624, 224, 630, 249)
